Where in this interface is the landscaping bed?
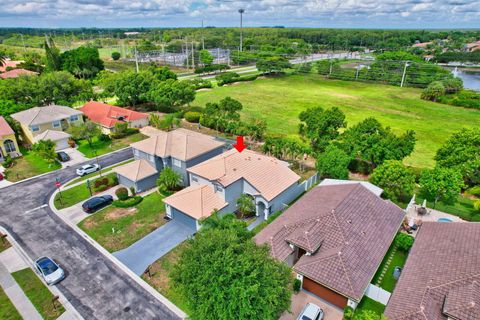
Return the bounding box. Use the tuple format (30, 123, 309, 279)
(78, 191, 167, 252)
(371, 243, 408, 293)
(12, 268, 65, 320)
(0, 237, 11, 253)
(54, 172, 118, 209)
(4, 147, 61, 182)
(77, 132, 147, 158)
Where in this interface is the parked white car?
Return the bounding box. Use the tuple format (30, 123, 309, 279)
(76, 164, 100, 176)
(297, 303, 324, 320)
(34, 257, 65, 285)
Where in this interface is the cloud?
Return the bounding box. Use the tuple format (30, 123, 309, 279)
(0, 0, 478, 28)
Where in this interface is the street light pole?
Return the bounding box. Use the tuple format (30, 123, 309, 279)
(400, 61, 410, 88)
(238, 9, 245, 52)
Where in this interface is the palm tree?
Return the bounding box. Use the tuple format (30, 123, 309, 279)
(0, 55, 6, 67)
(156, 168, 182, 192)
(236, 194, 256, 218)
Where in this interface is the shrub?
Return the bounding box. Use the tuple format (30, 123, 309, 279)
(115, 187, 129, 200)
(466, 186, 480, 197)
(94, 184, 108, 192)
(421, 81, 446, 102)
(215, 72, 240, 86)
(93, 178, 105, 188)
(98, 133, 111, 142)
(111, 52, 121, 60)
(475, 200, 480, 212)
(343, 306, 354, 320)
(2, 156, 13, 168)
(471, 213, 480, 221)
(129, 186, 136, 196)
(189, 78, 213, 90)
(394, 233, 414, 252)
(293, 279, 301, 293)
(112, 196, 143, 208)
(184, 111, 202, 123)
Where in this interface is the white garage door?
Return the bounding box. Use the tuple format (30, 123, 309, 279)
(55, 138, 70, 151)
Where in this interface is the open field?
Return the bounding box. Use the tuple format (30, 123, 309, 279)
(194, 74, 480, 168)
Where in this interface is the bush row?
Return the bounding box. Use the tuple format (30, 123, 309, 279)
(112, 196, 143, 208)
(217, 74, 258, 86)
(194, 64, 230, 74)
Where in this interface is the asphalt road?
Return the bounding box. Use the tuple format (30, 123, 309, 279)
(0, 148, 181, 320)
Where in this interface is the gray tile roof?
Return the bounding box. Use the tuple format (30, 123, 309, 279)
(385, 222, 480, 320)
(11, 105, 83, 126)
(254, 183, 405, 301)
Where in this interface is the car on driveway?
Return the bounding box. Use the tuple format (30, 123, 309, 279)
(297, 303, 324, 320)
(34, 257, 65, 285)
(82, 195, 114, 213)
(76, 164, 100, 176)
(57, 151, 71, 162)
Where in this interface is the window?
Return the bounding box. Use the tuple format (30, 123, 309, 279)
(172, 158, 182, 167)
(191, 176, 198, 182)
(4, 140, 16, 153)
(52, 120, 61, 128)
(70, 115, 79, 122)
(30, 125, 39, 132)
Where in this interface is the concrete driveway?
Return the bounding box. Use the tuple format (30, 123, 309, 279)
(59, 147, 89, 168)
(280, 290, 343, 320)
(114, 220, 195, 275)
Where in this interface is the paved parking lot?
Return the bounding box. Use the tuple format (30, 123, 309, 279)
(280, 290, 343, 320)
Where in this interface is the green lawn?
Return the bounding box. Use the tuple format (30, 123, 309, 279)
(194, 73, 480, 168)
(4, 147, 61, 182)
(141, 241, 191, 315)
(0, 237, 11, 253)
(78, 191, 167, 252)
(372, 244, 408, 293)
(416, 193, 479, 221)
(12, 268, 65, 320)
(354, 297, 386, 316)
(54, 172, 117, 209)
(65, 159, 134, 187)
(0, 286, 22, 320)
(77, 133, 146, 158)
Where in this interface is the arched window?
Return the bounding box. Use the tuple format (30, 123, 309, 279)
(4, 139, 16, 153)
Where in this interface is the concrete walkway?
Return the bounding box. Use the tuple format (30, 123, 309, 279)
(247, 216, 265, 231)
(114, 220, 195, 275)
(0, 258, 43, 320)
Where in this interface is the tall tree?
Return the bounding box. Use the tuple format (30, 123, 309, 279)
(68, 121, 101, 149)
(60, 46, 104, 79)
(256, 56, 292, 74)
(199, 49, 214, 66)
(420, 167, 465, 208)
(316, 144, 352, 179)
(148, 79, 195, 111)
(32, 140, 57, 165)
(44, 35, 61, 72)
(298, 106, 346, 153)
(370, 160, 416, 203)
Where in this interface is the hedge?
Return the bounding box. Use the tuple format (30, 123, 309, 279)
(112, 196, 143, 208)
(184, 111, 202, 123)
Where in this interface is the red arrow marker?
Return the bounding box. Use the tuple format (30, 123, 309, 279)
(234, 136, 246, 153)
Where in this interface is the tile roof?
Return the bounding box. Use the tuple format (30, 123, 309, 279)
(254, 183, 405, 301)
(0, 59, 22, 72)
(11, 105, 83, 126)
(319, 179, 383, 196)
(0, 68, 37, 79)
(80, 101, 148, 128)
(0, 116, 14, 139)
(385, 222, 480, 320)
(131, 128, 225, 162)
(163, 184, 228, 220)
(113, 159, 158, 182)
(187, 149, 300, 201)
(33, 130, 71, 143)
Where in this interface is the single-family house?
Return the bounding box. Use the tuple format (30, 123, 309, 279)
(163, 149, 302, 230)
(113, 128, 226, 193)
(0, 68, 38, 79)
(0, 59, 22, 72)
(385, 222, 480, 320)
(0, 116, 20, 161)
(254, 182, 405, 309)
(11, 105, 83, 147)
(80, 101, 149, 134)
(465, 40, 480, 52)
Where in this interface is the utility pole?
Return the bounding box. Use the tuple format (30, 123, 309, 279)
(201, 20, 205, 50)
(20, 33, 26, 53)
(238, 9, 245, 52)
(400, 61, 410, 87)
(191, 41, 195, 68)
(185, 40, 189, 69)
(329, 59, 333, 75)
(134, 47, 139, 73)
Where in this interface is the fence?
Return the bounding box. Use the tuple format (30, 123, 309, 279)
(300, 172, 320, 191)
(365, 284, 391, 305)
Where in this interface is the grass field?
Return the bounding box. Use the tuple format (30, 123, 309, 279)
(355, 296, 386, 316)
(372, 244, 408, 293)
(0, 287, 22, 320)
(4, 147, 61, 182)
(12, 268, 65, 320)
(79, 191, 167, 252)
(194, 74, 480, 168)
(77, 133, 146, 158)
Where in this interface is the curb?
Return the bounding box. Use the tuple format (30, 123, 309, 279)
(0, 226, 84, 320)
(48, 189, 187, 319)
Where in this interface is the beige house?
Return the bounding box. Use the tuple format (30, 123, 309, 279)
(0, 116, 20, 161)
(11, 105, 83, 146)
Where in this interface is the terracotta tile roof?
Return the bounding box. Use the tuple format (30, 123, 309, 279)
(385, 222, 480, 320)
(163, 184, 228, 220)
(131, 128, 225, 162)
(11, 105, 83, 126)
(0, 68, 37, 79)
(187, 149, 300, 201)
(0, 116, 14, 139)
(254, 183, 405, 301)
(80, 101, 148, 128)
(33, 130, 71, 143)
(0, 60, 22, 72)
(113, 159, 158, 182)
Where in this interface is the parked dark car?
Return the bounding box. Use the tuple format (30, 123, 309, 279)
(57, 151, 70, 162)
(82, 195, 113, 213)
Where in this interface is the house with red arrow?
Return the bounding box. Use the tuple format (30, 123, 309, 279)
(163, 149, 304, 230)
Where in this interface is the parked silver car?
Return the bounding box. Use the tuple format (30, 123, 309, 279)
(34, 257, 65, 285)
(76, 163, 100, 176)
(297, 303, 324, 320)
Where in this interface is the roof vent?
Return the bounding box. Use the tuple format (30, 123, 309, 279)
(347, 219, 352, 224)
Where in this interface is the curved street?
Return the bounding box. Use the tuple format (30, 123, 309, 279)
(0, 148, 181, 320)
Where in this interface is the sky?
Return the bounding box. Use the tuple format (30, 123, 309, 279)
(0, 0, 479, 29)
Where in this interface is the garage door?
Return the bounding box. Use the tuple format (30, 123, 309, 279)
(55, 138, 70, 151)
(173, 209, 197, 230)
(302, 277, 348, 308)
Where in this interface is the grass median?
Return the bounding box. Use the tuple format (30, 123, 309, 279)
(12, 268, 65, 320)
(0, 286, 22, 320)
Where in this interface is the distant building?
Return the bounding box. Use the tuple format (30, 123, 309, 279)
(465, 40, 480, 52)
(0, 116, 20, 161)
(124, 32, 141, 36)
(0, 69, 38, 79)
(412, 41, 433, 48)
(0, 59, 22, 72)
